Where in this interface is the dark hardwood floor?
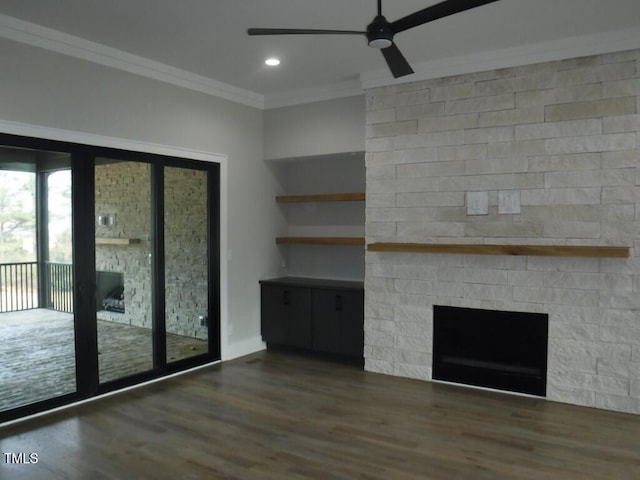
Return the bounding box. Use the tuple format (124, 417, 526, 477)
(1, 350, 639, 479)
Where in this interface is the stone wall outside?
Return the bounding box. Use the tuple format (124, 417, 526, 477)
(95, 161, 208, 339)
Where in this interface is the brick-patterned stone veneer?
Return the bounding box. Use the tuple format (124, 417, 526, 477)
(164, 167, 208, 340)
(96, 161, 152, 330)
(365, 49, 640, 414)
(95, 162, 208, 340)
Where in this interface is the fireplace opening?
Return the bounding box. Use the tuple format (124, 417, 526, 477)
(96, 271, 124, 313)
(433, 306, 548, 396)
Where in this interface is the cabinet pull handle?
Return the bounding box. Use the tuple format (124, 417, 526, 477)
(335, 295, 343, 312)
(283, 290, 290, 305)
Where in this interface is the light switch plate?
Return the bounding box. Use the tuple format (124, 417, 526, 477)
(499, 190, 521, 214)
(466, 191, 489, 215)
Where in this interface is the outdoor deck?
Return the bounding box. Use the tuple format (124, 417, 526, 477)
(0, 309, 207, 412)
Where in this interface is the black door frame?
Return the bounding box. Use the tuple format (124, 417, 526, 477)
(0, 133, 221, 423)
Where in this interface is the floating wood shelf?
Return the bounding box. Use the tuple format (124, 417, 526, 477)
(277, 237, 366, 246)
(96, 238, 141, 246)
(276, 192, 365, 203)
(367, 243, 631, 258)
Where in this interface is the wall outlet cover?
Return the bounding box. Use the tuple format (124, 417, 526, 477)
(499, 190, 521, 214)
(466, 191, 489, 215)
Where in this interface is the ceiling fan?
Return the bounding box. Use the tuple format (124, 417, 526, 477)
(248, 0, 500, 78)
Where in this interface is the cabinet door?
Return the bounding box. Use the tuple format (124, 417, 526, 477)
(339, 290, 364, 357)
(312, 289, 342, 354)
(261, 285, 286, 344)
(312, 289, 364, 357)
(261, 285, 311, 348)
(284, 287, 312, 348)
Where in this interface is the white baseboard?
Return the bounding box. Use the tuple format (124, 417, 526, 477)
(222, 336, 266, 361)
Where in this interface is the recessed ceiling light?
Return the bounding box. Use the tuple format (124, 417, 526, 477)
(265, 58, 280, 66)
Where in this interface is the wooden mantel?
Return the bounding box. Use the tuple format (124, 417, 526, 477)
(367, 243, 631, 258)
(96, 238, 141, 246)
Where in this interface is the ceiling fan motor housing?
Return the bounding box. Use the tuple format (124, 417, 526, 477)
(366, 15, 394, 48)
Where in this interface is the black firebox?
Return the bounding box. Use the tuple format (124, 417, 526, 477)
(432, 306, 548, 397)
(96, 270, 124, 313)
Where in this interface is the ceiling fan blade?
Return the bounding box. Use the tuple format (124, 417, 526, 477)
(248, 28, 364, 36)
(391, 0, 500, 34)
(381, 43, 414, 78)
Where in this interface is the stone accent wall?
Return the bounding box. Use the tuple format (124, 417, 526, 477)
(164, 167, 208, 340)
(95, 162, 208, 339)
(365, 50, 640, 414)
(96, 161, 152, 329)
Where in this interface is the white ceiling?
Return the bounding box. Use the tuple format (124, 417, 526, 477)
(2, 0, 640, 108)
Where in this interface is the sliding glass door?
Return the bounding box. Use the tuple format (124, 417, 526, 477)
(94, 160, 215, 383)
(0, 134, 220, 423)
(0, 146, 76, 412)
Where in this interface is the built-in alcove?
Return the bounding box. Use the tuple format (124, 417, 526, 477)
(433, 306, 548, 397)
(270, 152, 366, 281)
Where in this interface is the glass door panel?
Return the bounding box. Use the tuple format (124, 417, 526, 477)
(0, 147, 75, 412)
(1, 137, 220, 423)
(95, 159, 153, 383)
(164, 166, 208, 362)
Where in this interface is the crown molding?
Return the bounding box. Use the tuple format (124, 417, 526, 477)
(361, 26, 640, 90)
(0, 13, 362, 110)
(3, 13, 639, 111)
(0, 14, 265, 109)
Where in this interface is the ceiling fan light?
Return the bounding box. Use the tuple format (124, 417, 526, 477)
(368, 38, 392, 49)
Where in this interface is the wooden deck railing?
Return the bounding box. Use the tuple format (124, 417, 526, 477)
(0, 261, 73, 314)
(46, 262, 73, 313)
(0, 262, 38, 313)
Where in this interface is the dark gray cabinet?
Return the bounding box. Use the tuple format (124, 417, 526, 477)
(312, 289, 364, 357)
(260, 277, 364, 359)
(260, 284, 312, 349)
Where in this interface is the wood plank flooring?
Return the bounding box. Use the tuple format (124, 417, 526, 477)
(1, 349, 639, 479)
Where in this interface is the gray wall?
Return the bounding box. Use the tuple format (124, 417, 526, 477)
(264, 95, 366, 160)
(0, 38, 282, 357)
(0, 37, 369, 358)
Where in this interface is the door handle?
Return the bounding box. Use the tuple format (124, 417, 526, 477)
(283, 290, 290, 305)
(335, 295, 343, 312)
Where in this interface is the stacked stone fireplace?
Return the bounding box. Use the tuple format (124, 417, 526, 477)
(364, 49, 640, 414)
